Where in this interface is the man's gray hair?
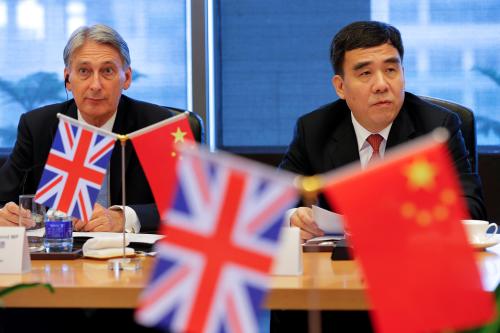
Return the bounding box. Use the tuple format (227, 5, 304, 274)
(63, 24, 131, 68)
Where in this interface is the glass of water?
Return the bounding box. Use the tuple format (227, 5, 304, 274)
(18, 194, 46, 252)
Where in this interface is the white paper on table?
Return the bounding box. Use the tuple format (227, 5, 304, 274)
(73, 232, 164, 244)
(312, 205, 344, 235)
(304, 206, 345, 245)
(305, 235, 344, 244)
(26, 227, 45, 237)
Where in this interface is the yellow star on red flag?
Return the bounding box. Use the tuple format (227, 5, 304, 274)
(171, 127, 187, 143)
(404, 158, 436, 190)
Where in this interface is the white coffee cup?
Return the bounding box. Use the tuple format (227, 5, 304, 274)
(461, 220, 498, 244)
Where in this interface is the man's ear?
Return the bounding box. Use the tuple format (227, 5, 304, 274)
(64, 68, 71, 91)
(402, 65, 405, 85)
(123, 67, 132, 90)
(332, 75, 345, 100)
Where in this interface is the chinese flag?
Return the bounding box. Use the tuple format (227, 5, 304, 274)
(323, 134, 495, 333)
(130, 114, 195, 228)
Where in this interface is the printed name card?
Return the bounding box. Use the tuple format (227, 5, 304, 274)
(0, 227, 31, 274)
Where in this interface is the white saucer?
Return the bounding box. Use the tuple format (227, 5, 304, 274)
(470, 234, 500, 250)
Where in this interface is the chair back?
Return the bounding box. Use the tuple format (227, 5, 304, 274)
(420, 96, 477, 172)
(165, 107, 205, 143)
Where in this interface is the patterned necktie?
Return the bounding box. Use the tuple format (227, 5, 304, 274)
(367, 134, 384, 163)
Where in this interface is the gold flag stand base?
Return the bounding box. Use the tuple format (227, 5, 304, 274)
(107, 258, 142, 271)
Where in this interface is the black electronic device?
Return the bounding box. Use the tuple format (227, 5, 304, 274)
(330, 239, 353, 261)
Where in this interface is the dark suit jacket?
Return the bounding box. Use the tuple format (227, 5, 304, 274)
(279, 92, 487, 220)
(0, 95, 176, 232)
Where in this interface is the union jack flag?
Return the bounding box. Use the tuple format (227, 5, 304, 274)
(35, 114, 116, 221)
(135, 145, 298, 333)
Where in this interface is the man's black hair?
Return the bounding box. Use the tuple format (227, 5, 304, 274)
(330, 21, 404, 76)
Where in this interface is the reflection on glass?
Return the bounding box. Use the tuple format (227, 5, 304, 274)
(66, 1, 86, 36)
(0, 1, 7, 27)
(17, 0, 45, 39)
(378, 0, 500, 147)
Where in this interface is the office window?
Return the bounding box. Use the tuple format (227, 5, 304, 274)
(428, 0, 498, 23)
(214, 0, 369, 151)
(215, 0, 500, 151)
(389, 1, 418, 24)
(375, 0, 500, 147)
(0, 0, 188, 147)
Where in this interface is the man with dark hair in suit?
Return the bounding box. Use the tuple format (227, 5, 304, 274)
(273, 20, 487, 333)
(279, 21, 486, 241)
(0, 24, 176, 233)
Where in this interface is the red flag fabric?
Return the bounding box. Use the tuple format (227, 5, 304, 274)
(323, 133, 495, 333)
(129, 113, 195, 224)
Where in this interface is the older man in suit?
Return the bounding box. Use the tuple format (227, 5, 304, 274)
(0, 24, 176, 233)
(279, 21, 486, 241)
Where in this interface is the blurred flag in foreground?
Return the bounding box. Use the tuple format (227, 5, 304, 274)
(323, 129, 495, 333)
(129, 112, 195, 219)
(35, 114, 116, 221)
(466, 282, 500, 333)
(135, 145, 298, 333)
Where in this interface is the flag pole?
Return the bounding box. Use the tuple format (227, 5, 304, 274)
(108, 134, 141, 271)
(119, 134, 127, 259)
(294, 175, 324, 333)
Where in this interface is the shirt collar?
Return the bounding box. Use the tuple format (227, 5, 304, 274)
(350, 113, 392, 152)
(77, 110, 117, 132)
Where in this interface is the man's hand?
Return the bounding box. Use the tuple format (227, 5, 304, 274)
(0, 202, 33, 227)
(290, 206, 324, 241)
(73, 203, 124, 232)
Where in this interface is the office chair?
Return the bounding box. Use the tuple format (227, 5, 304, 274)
(420, 96, 477, 173)
(164, 106, 205, 144)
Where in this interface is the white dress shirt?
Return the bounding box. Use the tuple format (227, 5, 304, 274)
(77, 110, 141, 233)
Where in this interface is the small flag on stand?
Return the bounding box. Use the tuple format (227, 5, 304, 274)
(135, 145, 298, 333)
(35, 114, 117, 222)
(129, 113, 195, 227)
(322, 129, 495, 333)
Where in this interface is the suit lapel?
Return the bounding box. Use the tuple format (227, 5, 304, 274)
(64, 102, 78, 119)
(55, 100, 77, 137)
(43, 101, 78, 166)
(387, 106, 416, 150)
(324, 101, 417, 170)
(326, 115, 360, 170)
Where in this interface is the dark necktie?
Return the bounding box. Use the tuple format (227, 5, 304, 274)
(367, 134, 384, 163)
(96, 168, 110, 207)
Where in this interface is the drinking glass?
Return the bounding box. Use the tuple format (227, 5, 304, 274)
(18, 194, 45, 252)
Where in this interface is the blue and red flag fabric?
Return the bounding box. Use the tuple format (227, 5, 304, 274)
(135, 145, 298, 333)
(35, 114, 117, 221)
